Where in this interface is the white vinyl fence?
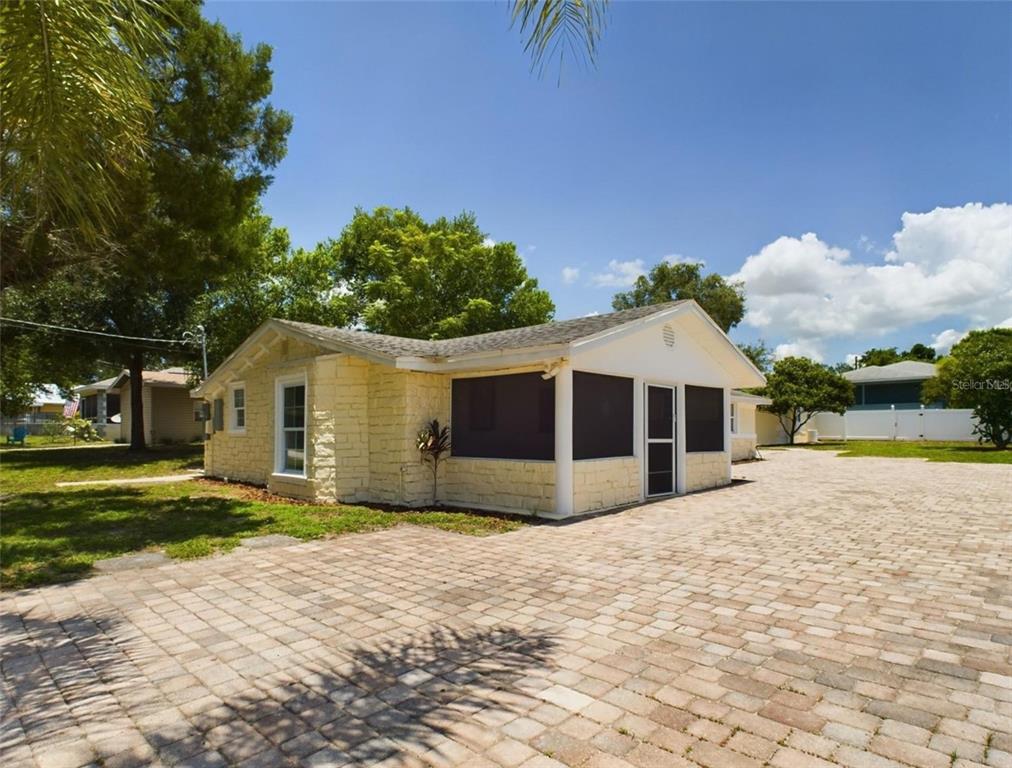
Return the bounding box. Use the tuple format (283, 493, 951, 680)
(810, 408, 979, 441)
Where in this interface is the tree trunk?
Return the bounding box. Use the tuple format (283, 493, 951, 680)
(128, 350, 146, 451)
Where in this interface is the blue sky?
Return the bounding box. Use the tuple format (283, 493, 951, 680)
(206, 1, 1011, 364)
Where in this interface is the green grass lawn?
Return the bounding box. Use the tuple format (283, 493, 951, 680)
(1, 435, 110, 451)
(795, 439, 1012, 464)
(1, 444, 526, 590)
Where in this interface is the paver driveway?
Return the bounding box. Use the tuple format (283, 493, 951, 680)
(3, 449, 1010, 768)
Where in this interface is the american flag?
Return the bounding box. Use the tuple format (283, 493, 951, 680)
(63, 399, 79, 418)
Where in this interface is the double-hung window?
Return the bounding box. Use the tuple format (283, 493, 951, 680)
(276, 376, 306, 475)
(229, 384, 246, 433)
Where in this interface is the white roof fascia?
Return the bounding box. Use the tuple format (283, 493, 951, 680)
(569, 302, 693, 353)
(395, 343, 571, 373)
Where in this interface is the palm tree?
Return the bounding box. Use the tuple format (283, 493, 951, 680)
(1, 0, 169, 280)
(511, 0, 609, 77)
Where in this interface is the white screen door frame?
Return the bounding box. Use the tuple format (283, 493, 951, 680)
(645, 384, 676, 496)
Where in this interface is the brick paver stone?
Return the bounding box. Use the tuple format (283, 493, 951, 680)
(2, 450, 1010, 768)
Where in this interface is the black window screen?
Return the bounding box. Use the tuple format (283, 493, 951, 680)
(573, 372, 634, 459)
(80, 395, 98, 420)
(685, 385, 724, 452)
(452, 373, 555, 460)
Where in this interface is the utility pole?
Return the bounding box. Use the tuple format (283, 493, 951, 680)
(184, 325, 208, 380)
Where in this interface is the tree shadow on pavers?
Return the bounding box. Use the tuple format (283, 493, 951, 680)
(330, 626, 557, 763)
(3, 614, 559, 767)
(1, 613, 138, 763)
(2, 487, 268, 588)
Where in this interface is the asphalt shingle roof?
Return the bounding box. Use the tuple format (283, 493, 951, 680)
(842, 360, 938, 384)
(276, 301, 689, 360)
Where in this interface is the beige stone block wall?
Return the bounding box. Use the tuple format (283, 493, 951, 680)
(400, 371, 451, 506)
(204, 338, 325, 498)
(685, 451, 730, 492)
(309, 355, 371, 503)
(443, 458, 555, 515)
(573, 457, 641, 514)
(365, 367, 451, 506)
(731, 436, 757, 461)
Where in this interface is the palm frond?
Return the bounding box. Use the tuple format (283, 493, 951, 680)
(511, 0, 609, 79)
(0, 0, 170, 248)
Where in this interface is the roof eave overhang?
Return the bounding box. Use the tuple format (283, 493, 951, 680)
(731, 392, 772, 405)
(394, 343, 570, 373)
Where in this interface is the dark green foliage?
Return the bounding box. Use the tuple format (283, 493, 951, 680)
(612, 261, 745, 332)
(2, 3, 292, 449)
(762, 356, 854, 444)
(328, 207, 555, 339)
(189, 213, 354, 371)
(857, 343, 936, 368)
(739, 340, 773, 373)
(922, 329, 1012, 448)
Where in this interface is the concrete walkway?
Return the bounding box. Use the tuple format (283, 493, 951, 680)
(55, 471, 204, 487)
(2, 450, 1010, 768)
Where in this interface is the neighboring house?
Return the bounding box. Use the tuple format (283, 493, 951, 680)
(72, 376, 122, 439)
(28, 385, 67, 422)
(1, 385, 68, 436)
(729, 390, 772, 459)
(114, 367, 204, 445)
(194, 301, 765, 519)
(843, 361, 940, 409)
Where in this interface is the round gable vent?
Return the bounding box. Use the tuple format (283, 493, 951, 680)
(662, 323, 675, 348)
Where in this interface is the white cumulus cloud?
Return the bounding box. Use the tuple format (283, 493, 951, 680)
(731, 202, 1012, 359)
(930, 328, 967, 354)
(590, 259, 647, 288)
(773, 340, 825, 362)
(561, 266, 580, 285)
(663, 253, 705, 267)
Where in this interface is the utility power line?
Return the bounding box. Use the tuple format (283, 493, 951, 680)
(0, 317, 193, 345)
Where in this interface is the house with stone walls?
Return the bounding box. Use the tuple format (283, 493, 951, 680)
(192, 300, 765, 519)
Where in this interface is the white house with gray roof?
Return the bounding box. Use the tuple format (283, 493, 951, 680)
(842, 360, 941, 409)
(194, 300, 765, 518)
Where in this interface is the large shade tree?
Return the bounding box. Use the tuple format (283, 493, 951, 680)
(2, 1, 291, 450)
(326, 207, 555, 340)
(189, 207, 556, 373)
(189, 212, 355, 371)
(612, 261, 746, 333)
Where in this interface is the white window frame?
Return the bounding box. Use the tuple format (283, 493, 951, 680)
(730, 402, 738, 434)
(274, 373, 307, 477)
(228, 382, 246, 434)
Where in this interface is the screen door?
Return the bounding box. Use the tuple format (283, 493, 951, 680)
(646, 385, 675, 496)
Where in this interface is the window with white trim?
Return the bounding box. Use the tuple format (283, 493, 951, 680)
(229, 385, 246, 432)
(276, 377, 306, 475)
(730, 402, 737, 434)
